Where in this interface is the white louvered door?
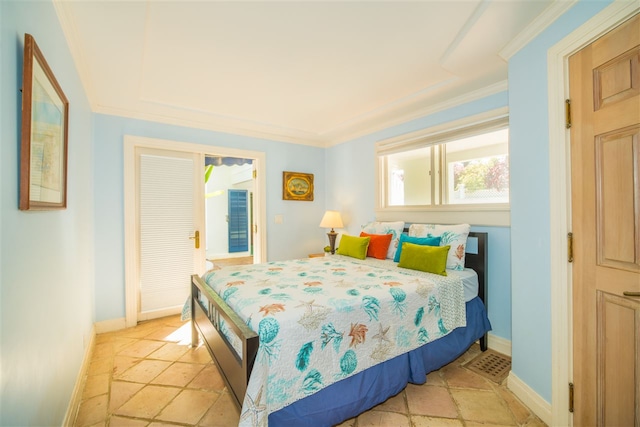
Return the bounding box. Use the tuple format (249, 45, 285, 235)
(137, 148, 204, 320)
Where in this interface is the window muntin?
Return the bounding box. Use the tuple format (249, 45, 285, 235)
(380, 125, 509, 209)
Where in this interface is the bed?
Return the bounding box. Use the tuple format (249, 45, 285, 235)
(190, 226, 490, 426)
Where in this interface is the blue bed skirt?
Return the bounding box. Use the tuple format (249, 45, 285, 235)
(269, 296, 492, 426)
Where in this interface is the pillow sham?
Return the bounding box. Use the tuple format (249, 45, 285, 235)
(397, 243, 450, 276)
(361, 221, 405, 260)
(393, 234, 441, 262)
(408, 223, 470, 271)
(359, 232, 393, 260)
(336, 234, 370, 260)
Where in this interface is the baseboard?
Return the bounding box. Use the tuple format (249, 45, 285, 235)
(487, 333, 512, 356)
(95, 317, 126, 334)
(62, 324, 96, 426)
(138, 306, 182, 322)
(507, 371, 552, 426)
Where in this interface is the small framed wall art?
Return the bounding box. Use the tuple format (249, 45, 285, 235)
(20, 33, 69, 210)
(283, 171, 314, 201)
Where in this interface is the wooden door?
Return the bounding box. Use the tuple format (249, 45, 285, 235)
(569, 14, 640, 427)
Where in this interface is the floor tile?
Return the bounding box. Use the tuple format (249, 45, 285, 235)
(87, 357, 113, 376)
(112, 355, 142, 377)
(91, 342, 115, 360)
(155, 389, 218, 424)
(178, 345, 212, 364)
(426, 370, 446, 386)
(116, 359, 171, 383)
(451, 388, 515, 425)
(356, 410, 411, 426)
(108, 415, 148, 427)
(108, 381, 145, 412)
(198, 393, 240, 427)
(372, 390, 407, 413)
(73, 315, 547, 427)
(334, 418, 356, 427)
(411, 415, 465, 427)
(114, 384, 180, 419)
(150, 361, 205, 387)
(406, 383, 458, 418)
(74, 394, 108, 427)
(496, 383, 535, 424)
(147, 342, 190, 361)
(144, 326, 187, 342)
(117, 339, 166, 358)
(187, 364, 226, 392)
(441, 364, 493, 390)
(81, 373, 110, 400)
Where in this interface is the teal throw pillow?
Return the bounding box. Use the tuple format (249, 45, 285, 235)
(398, 243, 450, 276)
(393, 234, 441, 262)
(336, 234, 370, 260)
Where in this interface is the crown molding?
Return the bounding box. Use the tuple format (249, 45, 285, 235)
(94, 79, 508, 149)
(93, 104, 328, 147)
(324, 80, 508, 147)
(499, 0, 578, 60)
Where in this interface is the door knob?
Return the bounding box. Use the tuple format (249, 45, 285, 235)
(189, 231, 200, 249)
(623, 291, 640, 297)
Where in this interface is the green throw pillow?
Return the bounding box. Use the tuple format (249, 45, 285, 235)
(336, 234, 370, 260)
(398, 243, 450, 276)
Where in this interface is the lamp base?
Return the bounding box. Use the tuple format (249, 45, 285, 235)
(327, 231, 337, 254)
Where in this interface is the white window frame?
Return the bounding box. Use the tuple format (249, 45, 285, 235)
(375, 107, 510, 226)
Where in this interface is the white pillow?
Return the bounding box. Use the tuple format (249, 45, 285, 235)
(361, 221, 405, 260)
(408, 223, 470, 271)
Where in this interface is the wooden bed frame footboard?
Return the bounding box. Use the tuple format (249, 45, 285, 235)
(191, 274, 259, 408)
(191, 230, 488, 408)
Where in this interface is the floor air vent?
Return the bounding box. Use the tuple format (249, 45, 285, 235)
(464, 349, 511, 384)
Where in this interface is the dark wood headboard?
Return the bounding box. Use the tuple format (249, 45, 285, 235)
(465, 232, 488, 313)
(402, 228, 488, 350)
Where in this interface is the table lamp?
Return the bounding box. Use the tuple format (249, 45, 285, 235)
(319, 210, 343, 255)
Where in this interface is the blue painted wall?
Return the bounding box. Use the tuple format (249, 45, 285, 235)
(0, 1, 95, 425)
(93, 114, 327, 321)
(508, 0, 612, 403)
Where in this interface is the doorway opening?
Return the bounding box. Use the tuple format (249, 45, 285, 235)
(204, 155, 255, 269)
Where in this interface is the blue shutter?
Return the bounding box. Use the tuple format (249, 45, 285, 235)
(228, 189, 249, 253)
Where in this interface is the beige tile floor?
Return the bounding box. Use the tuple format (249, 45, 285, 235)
(73, 315, 547, 427)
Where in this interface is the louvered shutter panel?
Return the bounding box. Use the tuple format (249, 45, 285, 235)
(139, 154, 194, 313)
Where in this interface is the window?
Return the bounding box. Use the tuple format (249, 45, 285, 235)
(376, 109, 509, 224)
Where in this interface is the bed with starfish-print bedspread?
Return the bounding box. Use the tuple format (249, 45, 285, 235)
(199, 254, 467, 426)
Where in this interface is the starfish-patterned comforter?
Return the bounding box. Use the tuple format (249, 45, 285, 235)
(201, 254, 467, 426)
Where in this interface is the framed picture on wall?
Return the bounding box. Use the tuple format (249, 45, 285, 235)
(19, 33, 69, 210)
(283, 171, 314, 201)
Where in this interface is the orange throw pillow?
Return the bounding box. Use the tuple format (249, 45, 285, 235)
(359, 232, 393, 260)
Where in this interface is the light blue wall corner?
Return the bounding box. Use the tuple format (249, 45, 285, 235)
(93, 114, 327, 321)
(1, 1, 95, 425)
(508, 0, 612, 403)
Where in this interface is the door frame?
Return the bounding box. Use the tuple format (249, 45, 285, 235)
(123, 135, 267, 328)
(547, 2, 639, 426)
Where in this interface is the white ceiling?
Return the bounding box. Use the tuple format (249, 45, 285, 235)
(54, 0, 569, 146)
